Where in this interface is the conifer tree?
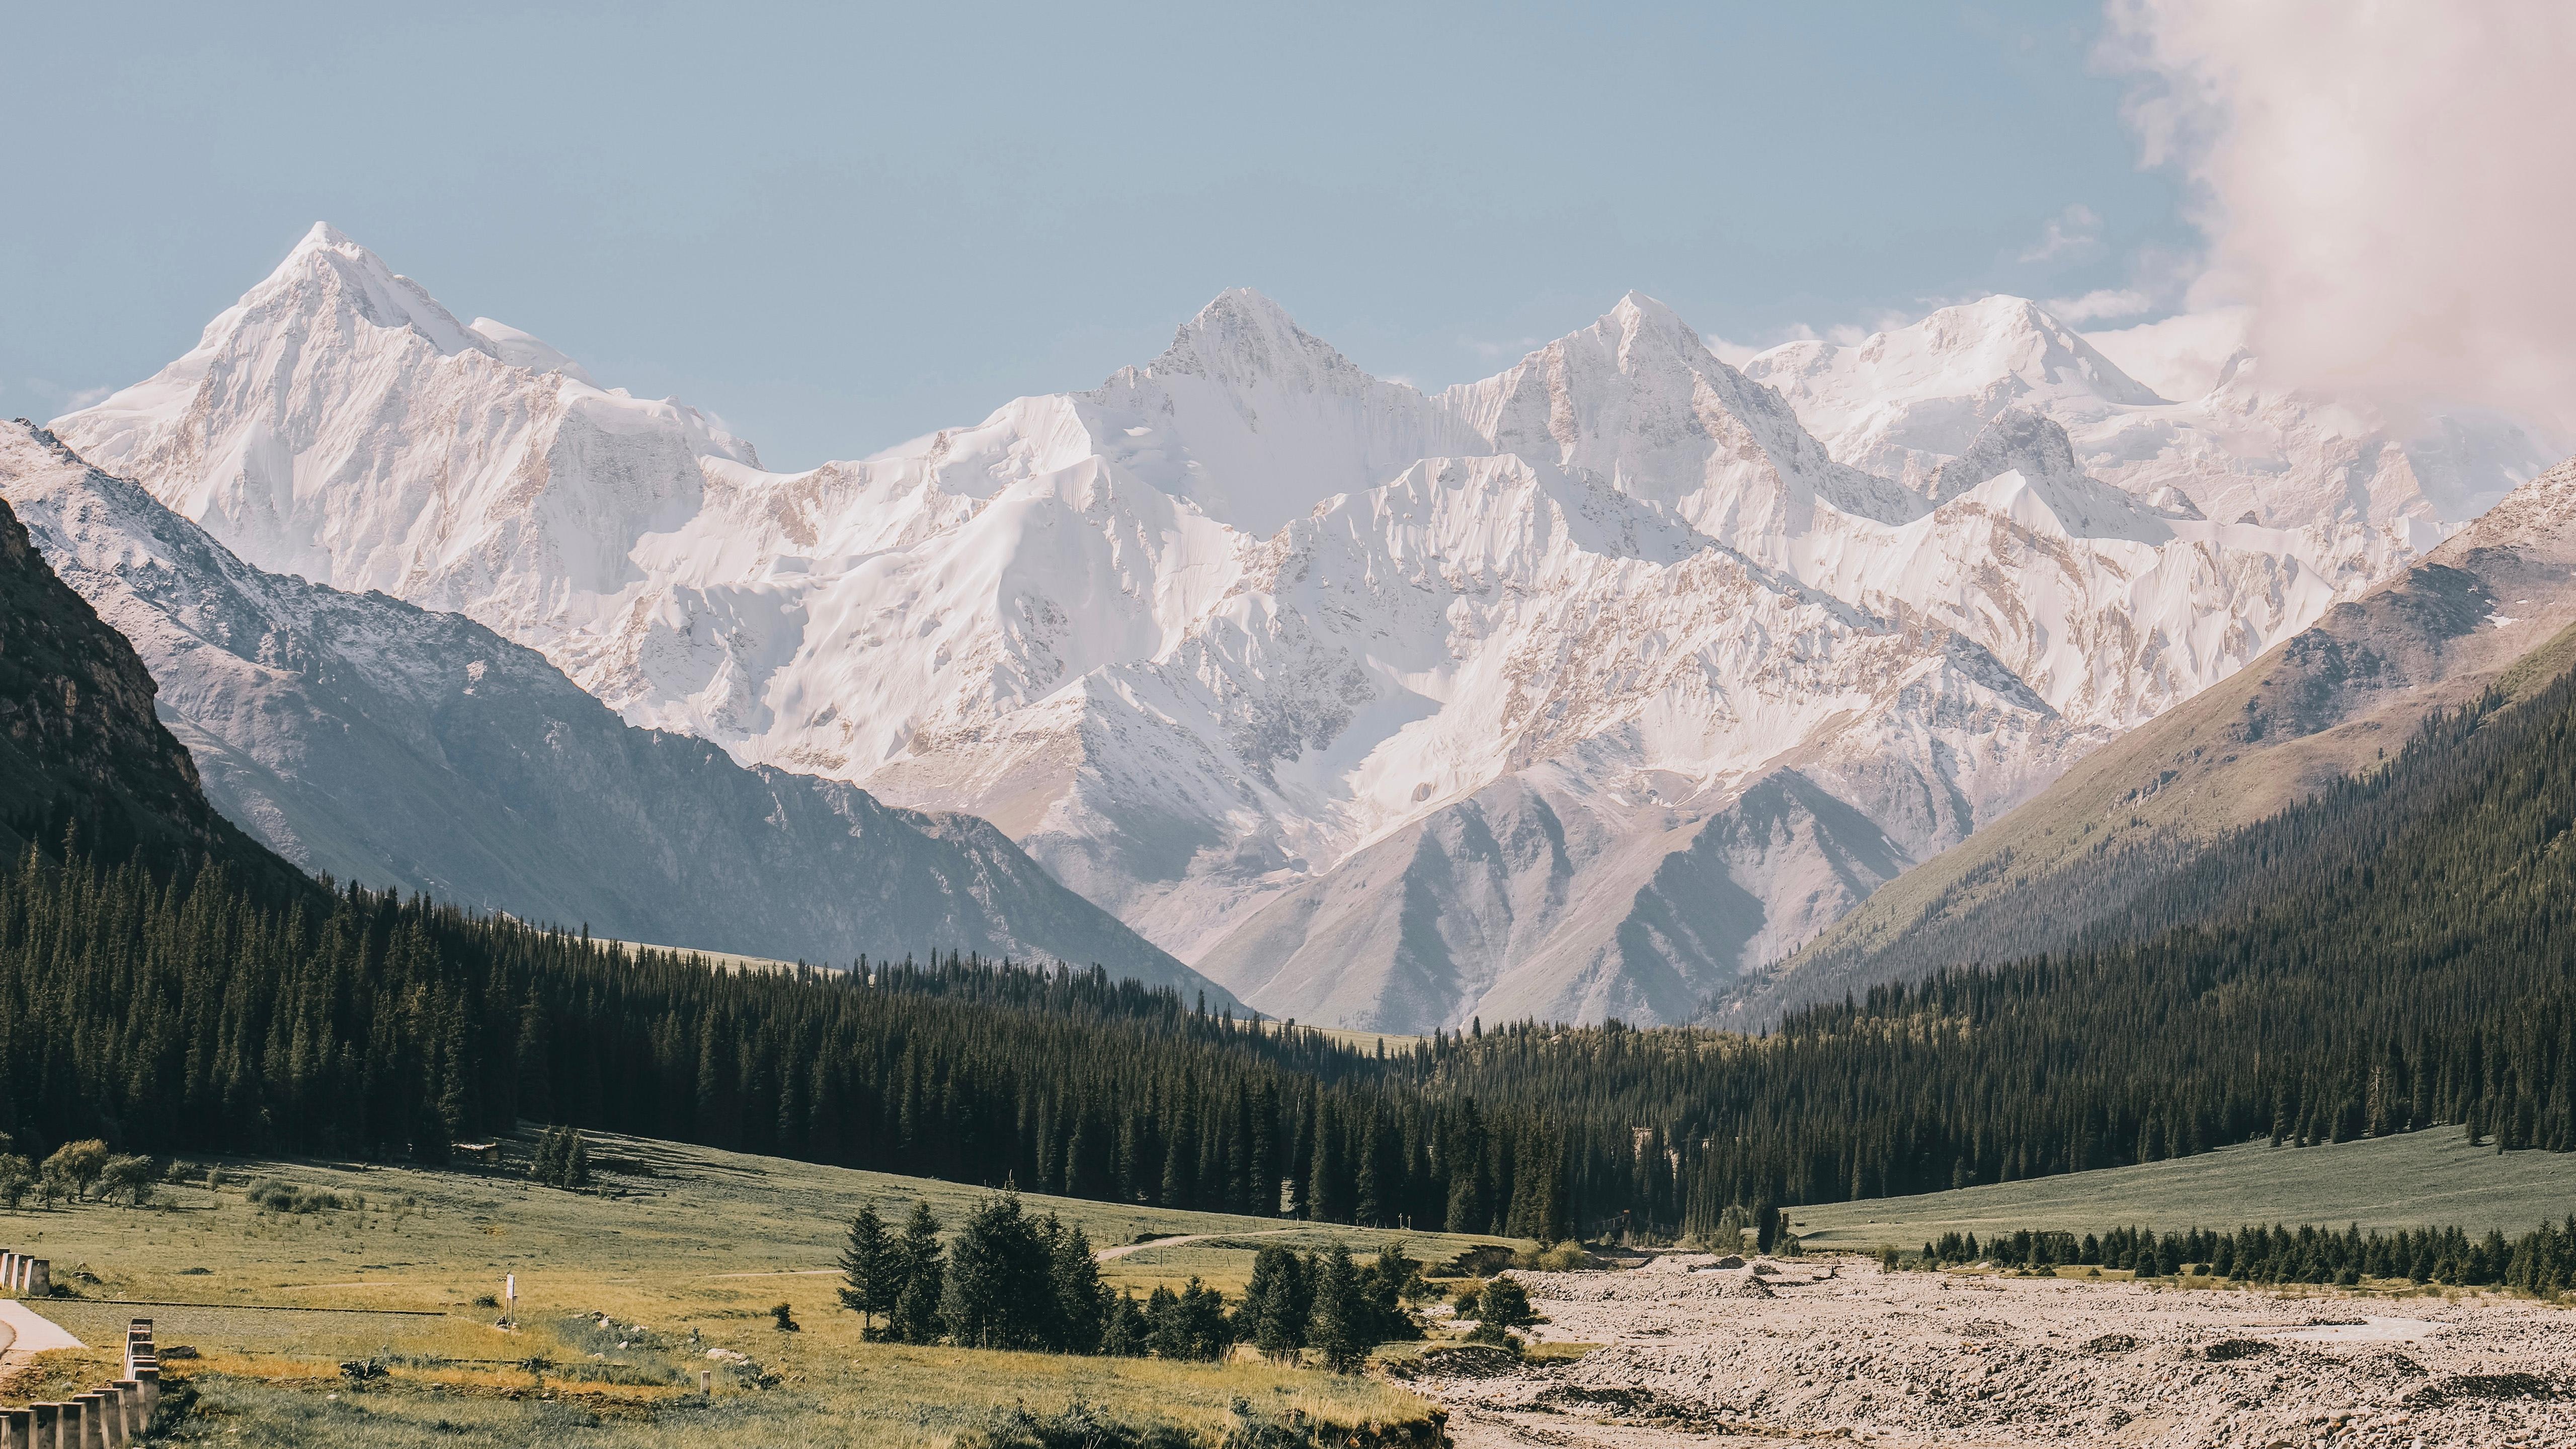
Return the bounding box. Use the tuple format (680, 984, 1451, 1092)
(1044, 1215, 1106, 1354)
(888, 1202, 946, 1344)
(1100, 1290, 1149, 1357)
(838, 1203, 898, 1337)
(1307, 1242, 1371, 1374)
(1238, 1245, 1311, 1361)
(939, 1193, 1052, 1350)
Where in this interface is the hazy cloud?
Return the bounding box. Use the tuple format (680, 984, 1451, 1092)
(2107, 0, 2576, 440)
(2044, 288, 2156, 324)
(2019, 203, 2104, 263)
(2083, 305, 2253, 401)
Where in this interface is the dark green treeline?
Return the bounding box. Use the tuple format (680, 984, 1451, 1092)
(1392, 666, 2576, 1233)
(0, 848, 1568, 1238)
(1903, 1218, 2576, 1294)
(5, 649, 2575, 1235)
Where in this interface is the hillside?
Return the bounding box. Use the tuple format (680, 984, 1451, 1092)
(0, 464, 297, 893)
(0, 420, 1227, 996)
(1730, 453, 2576, 1022)
(1792, 1128, 2576, 1249)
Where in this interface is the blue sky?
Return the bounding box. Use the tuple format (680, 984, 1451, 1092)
(3, 2, 2189, 469)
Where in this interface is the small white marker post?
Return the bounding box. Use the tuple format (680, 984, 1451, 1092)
(504, 1273, 517, 1329)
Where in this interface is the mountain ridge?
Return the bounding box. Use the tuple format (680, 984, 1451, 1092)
(0, 419, 1233, 1000)
(51, 223, 2548, 1030)
(1732, 452, 2576, 1022)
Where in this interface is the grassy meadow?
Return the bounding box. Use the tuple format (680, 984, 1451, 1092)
(1792, 1128, 2576, 1250)
(0, 1132, 1512, 1447)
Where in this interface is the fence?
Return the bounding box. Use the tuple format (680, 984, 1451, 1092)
(0, 1276, 158, 1449)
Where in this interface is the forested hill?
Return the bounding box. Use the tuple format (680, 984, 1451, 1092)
(1403, 656, 2576, 1216)
(1747, 455, 2576, 1023)
(0, 485, 303, 896)
(5, 576, 2575, 1237)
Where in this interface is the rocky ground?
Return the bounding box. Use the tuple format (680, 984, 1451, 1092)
(1405, 1254, 2570, 1448)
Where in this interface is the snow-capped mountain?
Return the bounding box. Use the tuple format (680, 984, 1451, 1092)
(51, 224, 2497, 1030)
(1740, 295, 2552, 541)
(0, 418, 1228, 996)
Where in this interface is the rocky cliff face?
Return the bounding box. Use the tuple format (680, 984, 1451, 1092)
(0, 420, 1232, 997)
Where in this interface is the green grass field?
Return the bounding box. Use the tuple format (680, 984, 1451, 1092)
(1792, 1128, 2576, 1249)
(0, 1132, 1510, 1447)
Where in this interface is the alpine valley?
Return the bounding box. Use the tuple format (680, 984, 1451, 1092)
(42, 225, 2559, 1031)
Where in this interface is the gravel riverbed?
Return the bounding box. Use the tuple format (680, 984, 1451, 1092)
(1409, 1255, 2570, 1448)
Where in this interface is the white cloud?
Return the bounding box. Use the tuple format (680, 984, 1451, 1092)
(2043, 287, 2156, 324)
(2083, 305, 2253, 401)
(2106, 0, 2576, 441)
(63, 386, 110, 410)
(2019, 203, 2104, 263)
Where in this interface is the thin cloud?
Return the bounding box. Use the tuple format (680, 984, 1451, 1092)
(2044, 287, 2156, 324)
(2018, 203, 2104, 263)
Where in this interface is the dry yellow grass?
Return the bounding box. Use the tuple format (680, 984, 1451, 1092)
(2, 1132, 1497, 1447)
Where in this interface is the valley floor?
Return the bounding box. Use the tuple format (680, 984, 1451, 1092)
(1420, 1255, 2570, 1448)
(0, 1133, 1486, 1447)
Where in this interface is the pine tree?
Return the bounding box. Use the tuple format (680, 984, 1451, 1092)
(939, 1193, 1052, 1350)
(888, 1202, 946, 1344)
(1100, 1291, 1149, 1357)
(838, 1203, 899, 1337)
(1238, 1245, 1311, 1361)
(1045, 1216, 1106, 1353)
(1470, 1274, 1540, 1334)
(1307, 1242, 1371, 1374)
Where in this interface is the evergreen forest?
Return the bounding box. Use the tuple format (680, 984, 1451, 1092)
(5, 624, 2576, 1238)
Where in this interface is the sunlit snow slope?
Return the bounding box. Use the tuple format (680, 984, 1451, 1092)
(53, 225, 2547, 1030)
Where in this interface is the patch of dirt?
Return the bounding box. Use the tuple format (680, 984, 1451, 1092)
(1410, 1258, 2576, 1448)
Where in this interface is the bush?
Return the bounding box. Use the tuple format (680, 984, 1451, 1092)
(1460, 1275, 1542, 1333)
(957, 1399, 1194, 1449)
(246, 1179, 345, 1214)
(0, 1155, 34, 1211)
(1144, 1279, 1230, 1362)
(1514, 1241, 1593, 1272)
(527, 1126, 591, 1188)
(99, 1155, 157, 1207)
(41, 1140, 109, 1200)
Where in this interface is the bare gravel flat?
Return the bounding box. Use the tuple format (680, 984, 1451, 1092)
(1412, 1255, 2571, 1448)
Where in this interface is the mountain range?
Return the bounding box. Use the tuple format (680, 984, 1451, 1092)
(44, 224, 2559, 1029)
(0, 419, 1227, 999)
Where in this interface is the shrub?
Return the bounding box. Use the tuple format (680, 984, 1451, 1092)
(0, 1155, 34, 1211)
(41, 1140, 109, 1200)
(1515, 1241, 1593, 1272)
(957, 1399, 1195, 1449)
(527, 1126, 591, 1188)
(247, 1179, 345, 1214)
(99, 1155, 157, 1207)
(1461, 1275, 1542, 1333)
